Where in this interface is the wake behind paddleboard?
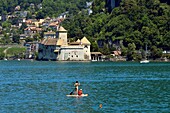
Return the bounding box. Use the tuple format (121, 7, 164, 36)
(66, 94, 88, 97)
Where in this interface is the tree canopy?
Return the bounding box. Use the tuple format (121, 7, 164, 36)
(62, 0, 170, 59)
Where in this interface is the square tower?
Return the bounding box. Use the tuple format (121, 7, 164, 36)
(56, 26, 68, 45)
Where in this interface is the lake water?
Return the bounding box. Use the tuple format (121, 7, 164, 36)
(0, 60, 170, 112)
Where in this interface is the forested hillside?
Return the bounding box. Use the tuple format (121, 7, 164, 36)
(62, 0, 170, 60)
(0, 0, 91, 18)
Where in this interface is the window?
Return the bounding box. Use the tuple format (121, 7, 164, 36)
(84, 45, 88, 48)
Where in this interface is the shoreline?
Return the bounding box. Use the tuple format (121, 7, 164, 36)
(1, 58, 169, 63)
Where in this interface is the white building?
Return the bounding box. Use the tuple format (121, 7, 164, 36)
(38, 26, 91, 61)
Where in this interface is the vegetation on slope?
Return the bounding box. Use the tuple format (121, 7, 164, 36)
(62, 0, 170, 60)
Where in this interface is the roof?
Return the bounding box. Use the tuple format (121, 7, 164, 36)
(81, 37, 91, 45)
(54, 49, 59, 52)
(24, 26, 42, 31)
(58, 26, 67, 32)
(69, 42, 80, 45)
(49, 22, 58, 27)
(25, 19, 32, 24)
(41, 38, 48, 44)
(44, 32, 56, 35)
(36, 28, 42, 31)
(46, 38, 57, 45)
(24, 26, 35, 30)
(91, 52, 102, 55)
(46, 17, 51, 20)
(41, 38, 57, 45)
(76, 39, 81, 43)
(112, 51, 121, 56)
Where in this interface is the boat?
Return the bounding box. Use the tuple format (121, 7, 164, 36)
(140, 44, 149, 64)
(91, 59, 97, 62)
(66, 94, 88, 97)
(140, 60, 149, 63)
(4, 58, 7, 61)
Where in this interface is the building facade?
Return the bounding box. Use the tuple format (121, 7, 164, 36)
(38, 26, 91, 61)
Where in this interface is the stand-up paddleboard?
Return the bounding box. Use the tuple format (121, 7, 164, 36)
(66, 94, 88, 97)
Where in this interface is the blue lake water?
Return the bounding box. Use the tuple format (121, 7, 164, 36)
(0, 60, 170, 112)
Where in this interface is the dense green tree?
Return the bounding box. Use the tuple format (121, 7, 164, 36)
(91, 41, 99, 52)
(150, 46, 163, 60)
(126, 43, 137, 61)
(0, 53, 5, 59)
(2, 21, 11, 28)
(1, 34, 12, 44)
(13, 34, 20, 44)
(20, 23, 27, 33)
(36, 10, 45, 19)
(99, 43, 110, 55)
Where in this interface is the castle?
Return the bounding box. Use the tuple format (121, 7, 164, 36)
(38, 26, 91, 61)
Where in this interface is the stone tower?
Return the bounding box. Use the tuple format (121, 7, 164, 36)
(56, 26, 68, 45)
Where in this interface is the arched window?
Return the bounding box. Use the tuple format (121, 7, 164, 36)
(84, 45, 88, 48)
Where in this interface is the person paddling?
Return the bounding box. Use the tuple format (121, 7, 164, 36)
(67, 81, 88, 97)
(70, 81, 80, 95)
(74, 81, 80, 94)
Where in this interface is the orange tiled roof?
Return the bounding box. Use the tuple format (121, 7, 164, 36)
(24, 27, 42, 31)
(25, 20, 32, 24)
(113, 51, 121, 56)
(49, 22, 58, 27)
(36, 28, 42, 31)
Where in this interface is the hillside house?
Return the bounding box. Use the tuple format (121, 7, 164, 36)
(48, 22, 59, 30)
(24, 26, 42, 38)
(24, 41, 39, 59)
(32, 19, 45, 27)
(111, 51, 121, 58)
